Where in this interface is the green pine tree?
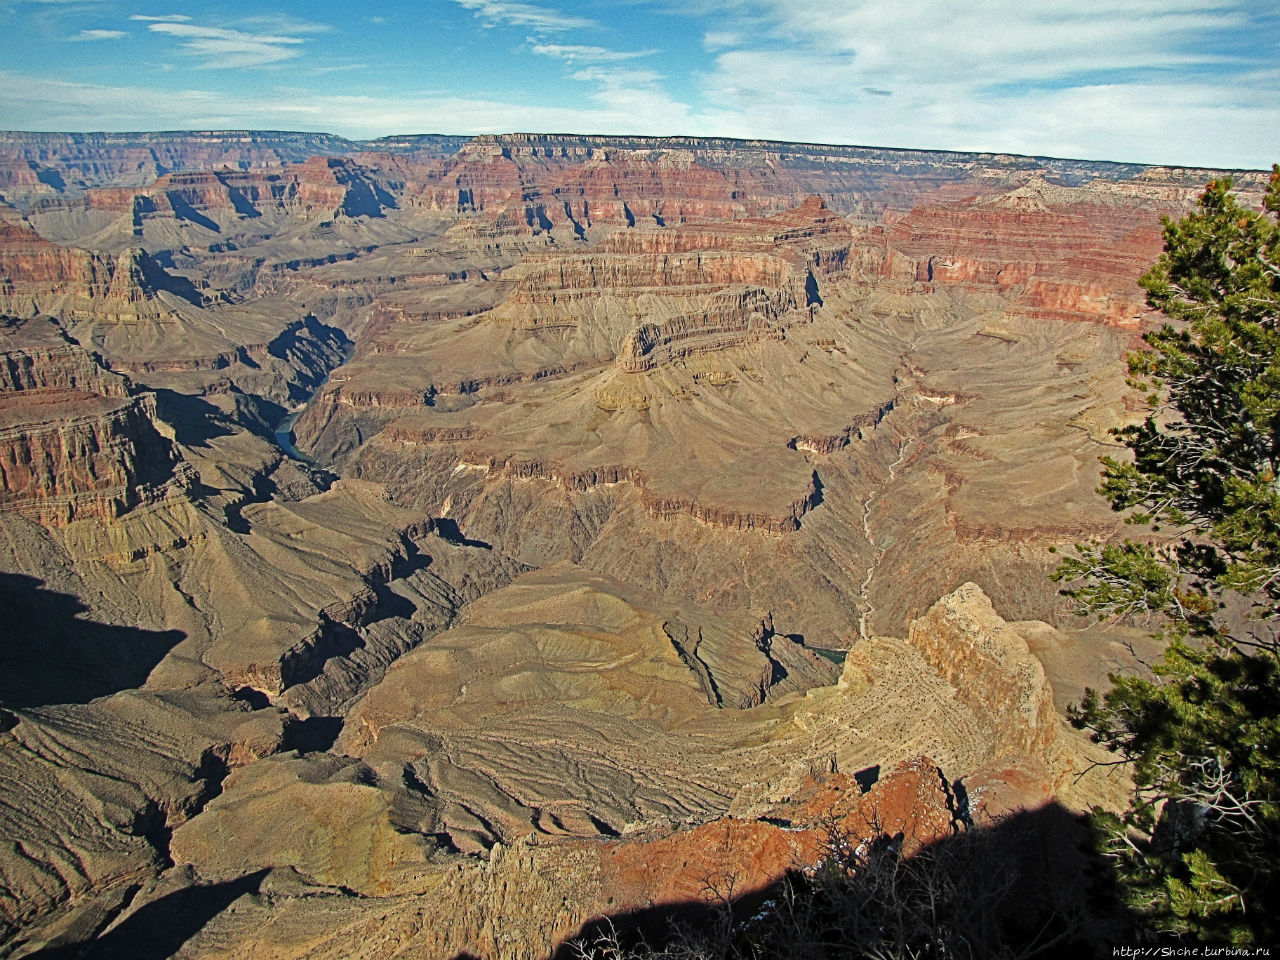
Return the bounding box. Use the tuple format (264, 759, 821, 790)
(1054, 166, 1280, 944)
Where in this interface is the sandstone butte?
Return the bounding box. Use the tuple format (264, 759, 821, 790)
(0, 129, 1263, 958)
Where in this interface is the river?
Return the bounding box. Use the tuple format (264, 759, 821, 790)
(273, 342, 352, 463)
(274, 408, 313, 463)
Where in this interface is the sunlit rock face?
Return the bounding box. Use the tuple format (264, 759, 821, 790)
(0, 128, 1250, 958)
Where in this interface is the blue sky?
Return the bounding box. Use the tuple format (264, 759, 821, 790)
(0, 0, 1276, 168)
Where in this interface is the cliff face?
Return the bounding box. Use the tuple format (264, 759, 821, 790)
(0, 203, 192, 320)
(0, 130, 371, 204)
(881, 180, 1170, 324)
(904, 582, 1059, 760)
(0, 316, 179, 524)
(458, 456, 822, 535)
(82, 156, 394, 222)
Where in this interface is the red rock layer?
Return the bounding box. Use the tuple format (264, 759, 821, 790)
(586, 755, 1015, 942)
(0, 317, 179, 525)
(0, 205, 178, 319)
(882, 187, 1175, 324)
(370, 139, 836, 239)
(82, 156, 390, 222)
(382, 134, 1050, 236)
(495, 199, 849, 358)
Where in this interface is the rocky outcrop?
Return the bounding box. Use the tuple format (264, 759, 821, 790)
(505, 250, 794, 297)
(614, 293, 792, 372)
(80, 156, 394, 225)
(495, 198, 848, 323)
(789, 398, 896, 454)
(395, 140, 801, 234)
(0, 203, 196, 320)
(0, 393, 177, 524)
(383, 421, 488, 444)
(639, 470, 820, 534)
(905, 582, 1058, 760)
(0, 316, 180, 525)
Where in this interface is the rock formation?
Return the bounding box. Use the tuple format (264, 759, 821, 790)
(0, 315, 181, 524)
(0, 127, 1252, 958)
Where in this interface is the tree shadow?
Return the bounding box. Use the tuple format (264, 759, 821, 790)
(0, 573, 185, 708)
(558, 802, 1139, 959)
(31, 869, 269, 960)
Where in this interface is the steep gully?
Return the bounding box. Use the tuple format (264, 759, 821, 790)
(856, 344, 926, 640)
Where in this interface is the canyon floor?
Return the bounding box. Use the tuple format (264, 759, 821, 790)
(0, 131, 1265, 958)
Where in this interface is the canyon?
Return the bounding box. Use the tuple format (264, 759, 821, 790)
(0, 129, 1265, 958)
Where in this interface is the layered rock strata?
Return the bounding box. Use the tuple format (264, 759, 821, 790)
(0, 316, 180, 524)
(0, 204, 188, 321)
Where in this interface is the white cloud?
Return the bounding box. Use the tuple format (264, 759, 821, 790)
(129, 14, 191, 21)
(702, 31, 743, 50)
(70, 29, 126, 40)
(1, 64, 1271, 168)
(523, 38, 675, 128)
(0, 70, 695, 141)
(144, 21, 308, 68)
(679, 0, 1278, 167)
(232, 14, 331, 35)
(569, 64, 693, 126)
(693, 0, 1251, 95)
(452, 0, 596, 33)
(531, 42, 655, 62)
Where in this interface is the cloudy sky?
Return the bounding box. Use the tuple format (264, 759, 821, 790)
(1, 0, 1275, 168)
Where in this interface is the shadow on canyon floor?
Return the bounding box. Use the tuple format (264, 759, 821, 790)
(0, 573, 185, 708)
(152, 389, 239, 449)
(556, 802, 1137, 960)
(32, 870, 270, 960)
(18, 805, 1148, 959)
